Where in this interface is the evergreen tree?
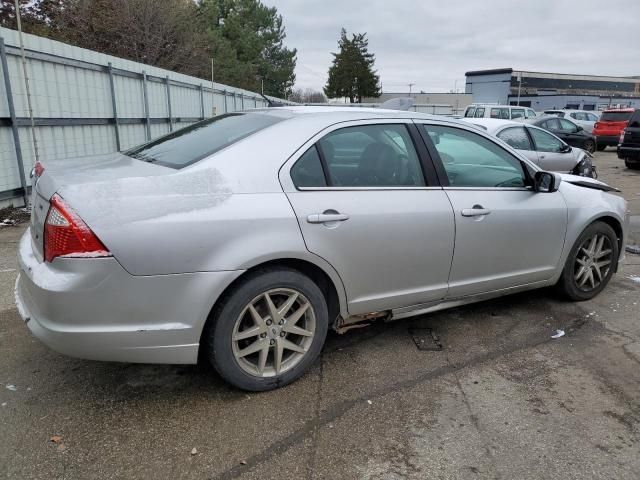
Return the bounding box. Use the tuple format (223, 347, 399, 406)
(324, 29, 381, 103)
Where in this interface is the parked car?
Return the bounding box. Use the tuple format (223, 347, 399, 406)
(594, 108, 635, 151)
(464, 104, 538, 120)
(617, 109, 640, 169)
(463, 118, 596, 177)
(542, 110, 600, 133)
(528, 116, 596, 153)
(16, 107, 628, 391)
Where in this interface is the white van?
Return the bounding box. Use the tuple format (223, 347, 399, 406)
(464, 104, 538, 120)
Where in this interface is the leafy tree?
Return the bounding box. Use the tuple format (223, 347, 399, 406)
(198, 0, 297, 97)
(1, 0, 296, 97)
(324, 29, 381, 103)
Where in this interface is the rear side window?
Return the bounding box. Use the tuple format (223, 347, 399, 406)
(497, 127, 533, 150)
(125, 113, 282, 168)
(290, 146, 327, 188)
(318, 124, 425, 187)
(474, 107, 486, 118)
(601, 111, 633, 122)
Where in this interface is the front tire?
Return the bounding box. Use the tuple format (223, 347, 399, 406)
(583, 139, 596, 153)
(596, 144, 607, 152)
(206, 268, 328, 391)
(625, 159, 640, 170)
(557, 221, 618, 301)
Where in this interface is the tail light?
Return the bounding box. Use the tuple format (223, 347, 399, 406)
(619, 129, 626, 143)
(44, 194, 110, 262)
(593, 122, 600, 130)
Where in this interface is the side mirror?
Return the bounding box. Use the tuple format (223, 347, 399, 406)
(560, 143, 572, 153)
(534, 171, 560, 193)
(576, 125, 583, 132)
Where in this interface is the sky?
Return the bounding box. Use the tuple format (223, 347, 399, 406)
(262, 0, 640, 94)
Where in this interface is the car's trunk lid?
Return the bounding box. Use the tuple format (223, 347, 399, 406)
(29, 152, 175, 259)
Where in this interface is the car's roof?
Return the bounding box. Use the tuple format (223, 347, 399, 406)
(256, 105, 433, 119)
(602, 108, 635, 112)
(460, 118, 521, 133)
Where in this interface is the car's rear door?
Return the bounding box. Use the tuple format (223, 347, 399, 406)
(281, 120, 455, 315)
(416, 122, 567, 298)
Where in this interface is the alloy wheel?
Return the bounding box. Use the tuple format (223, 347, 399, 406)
(231, 288, 316, 377)
(573, 233, 613, 292)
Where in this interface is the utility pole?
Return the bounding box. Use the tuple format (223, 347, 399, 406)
(408, 83, 415, 97)
(516, 72, 522, 106)
(14, 0, 39, 206)
(211, 58, 216, 116)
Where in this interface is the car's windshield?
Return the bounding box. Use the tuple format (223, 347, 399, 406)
(600, 111, 633, 122)
(125, 112, 283, 169)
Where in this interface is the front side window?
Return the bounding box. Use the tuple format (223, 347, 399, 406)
(526, 109, 537, 118)
(317, 124, 425, 187)
(465, 106, 477, 117)
(125, 113, 283, 169)
(290, 146, 327, 188)
(529, 127, 564, 153)
(474, 107, 486, 118)
(558, 118, 579, 133)
(497, 127, 533, 150)
(421, 125, 526, 188)
(586, 113, 599, 121)
(510, 108, 525, 119)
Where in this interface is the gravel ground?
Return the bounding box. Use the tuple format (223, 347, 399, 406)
(0, 150, 639, 480)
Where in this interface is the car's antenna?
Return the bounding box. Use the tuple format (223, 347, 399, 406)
(260, 93, 286, 108)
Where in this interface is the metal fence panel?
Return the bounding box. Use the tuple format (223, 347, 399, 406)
(0, 27, 290, 205)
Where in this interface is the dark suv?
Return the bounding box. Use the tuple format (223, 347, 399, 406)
(618, 109, 640, 169)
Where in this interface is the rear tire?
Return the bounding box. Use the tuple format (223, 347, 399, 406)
(206, 267, 328, 391)
(583, 139, 596, 153)
(556, 221, 618, 301)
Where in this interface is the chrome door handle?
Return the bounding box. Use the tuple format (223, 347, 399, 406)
(461, 206, 491, 217)
(307, 213, 349, 223)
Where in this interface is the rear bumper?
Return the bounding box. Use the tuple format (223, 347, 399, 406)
(595, 135, 620, 147)
(15, 229, 243, 364)
(617, 145, 640, 161)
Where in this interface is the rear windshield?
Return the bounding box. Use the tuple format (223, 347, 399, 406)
(600, 111, 633, 122)
(125, 112, 283, 168)
(628, 110, 640, 127)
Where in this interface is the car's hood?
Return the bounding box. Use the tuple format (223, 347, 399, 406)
(558, 173, 619, 192)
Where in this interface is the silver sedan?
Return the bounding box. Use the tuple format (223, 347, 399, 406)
(462, 118, 596, 177)
(16, 107, 629, 391)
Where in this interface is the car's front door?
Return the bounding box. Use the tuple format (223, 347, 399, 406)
(282, 121, 456, 315)
(527, 126, 577, 172)
(417, 123, 567, 298)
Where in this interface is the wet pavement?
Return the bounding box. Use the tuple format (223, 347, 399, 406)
(1, 150, 639, 479)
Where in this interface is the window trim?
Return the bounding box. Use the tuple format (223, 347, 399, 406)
(415, 121, 536, 190)
(281, 119, 441, 192)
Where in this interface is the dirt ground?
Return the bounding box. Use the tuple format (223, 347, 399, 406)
(1, 150, 639, 480)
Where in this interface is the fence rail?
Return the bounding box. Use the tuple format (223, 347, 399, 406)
(0, 28, 292, 206)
